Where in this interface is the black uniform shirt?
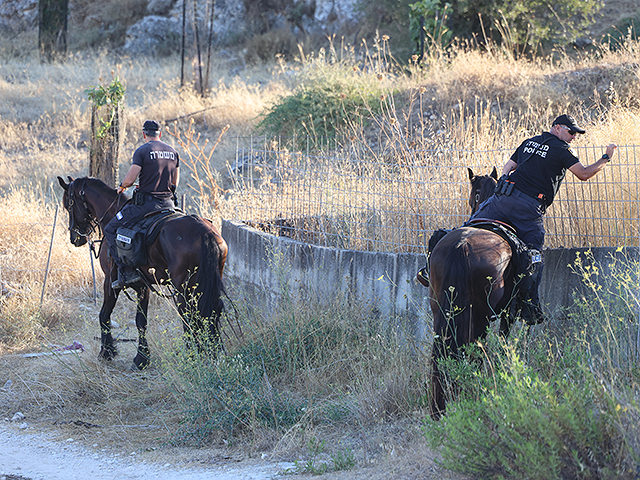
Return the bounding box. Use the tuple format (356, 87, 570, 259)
(132, 140, 180, 195)
(509, 131, 579, 207)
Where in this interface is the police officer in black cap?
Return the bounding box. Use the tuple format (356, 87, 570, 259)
(105, 120, 180, 289)
(468, 114, 617, 324)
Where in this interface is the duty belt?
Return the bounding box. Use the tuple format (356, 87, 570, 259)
(510, 188, 547, 213)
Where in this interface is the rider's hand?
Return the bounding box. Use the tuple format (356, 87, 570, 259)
(606, 144, 617, 159)
(117, 185, 125, 194)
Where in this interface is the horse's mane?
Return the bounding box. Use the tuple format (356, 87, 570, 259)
(75, 177, 115, 194)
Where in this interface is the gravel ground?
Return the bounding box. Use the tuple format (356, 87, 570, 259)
(0, 421, 295, 480)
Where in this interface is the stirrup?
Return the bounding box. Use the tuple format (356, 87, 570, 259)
(416, 268, 430, 288)
(111, 268, 142, 290)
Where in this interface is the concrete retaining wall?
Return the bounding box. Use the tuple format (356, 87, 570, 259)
(222, 219, 637, 335)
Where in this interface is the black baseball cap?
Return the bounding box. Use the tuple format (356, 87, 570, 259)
(142, 120, 160, 132)
(552, 114, 585, 134)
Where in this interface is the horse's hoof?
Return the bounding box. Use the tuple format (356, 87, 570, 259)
(98, 346, 118, 361)
(132, 354, 150, 370)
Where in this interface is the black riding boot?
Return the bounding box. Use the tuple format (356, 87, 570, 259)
(516, 261, 544, 325)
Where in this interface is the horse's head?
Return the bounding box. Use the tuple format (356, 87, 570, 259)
(468, 167, 498, 214)
(57, 176, 96, 247)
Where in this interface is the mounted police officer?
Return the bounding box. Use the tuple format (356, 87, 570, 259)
(469, 114, 617, 324)
(105, 120, 180, 290)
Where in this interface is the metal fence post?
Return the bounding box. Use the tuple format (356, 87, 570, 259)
(40, 204, 58, 307)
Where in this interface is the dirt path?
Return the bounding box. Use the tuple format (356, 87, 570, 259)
(0, 422, 294, 480)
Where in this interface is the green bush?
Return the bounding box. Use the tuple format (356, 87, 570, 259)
(165, 346, 304, 442)
(425, 338, 624, 478)
(258, 44, 397, 142)
(259, 76, 383, 140)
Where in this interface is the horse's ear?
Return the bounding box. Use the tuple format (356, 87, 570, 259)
(57, 176, 69, 191)
(468, 168, 475, 182)
(67, 176, 74, 183)
(491, 166, 498, 180)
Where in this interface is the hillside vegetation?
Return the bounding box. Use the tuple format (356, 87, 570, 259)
(1, 3, 640, 478)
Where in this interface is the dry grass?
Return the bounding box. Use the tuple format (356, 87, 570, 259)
(0, 51, 290, 191)
(1, 30, 640, 478)
(221, 37, 640, 251)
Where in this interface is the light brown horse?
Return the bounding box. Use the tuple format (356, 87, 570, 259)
(58, 176, 228, 370)
(428, 168, 517, 418)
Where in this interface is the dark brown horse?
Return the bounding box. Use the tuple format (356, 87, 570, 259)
(58, 176, 228, 370)
(428, 168, 518, 418)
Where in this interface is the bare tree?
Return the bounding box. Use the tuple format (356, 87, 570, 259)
(38, 0, 68, 63)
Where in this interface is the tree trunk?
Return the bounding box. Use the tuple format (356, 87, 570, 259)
(38, 0, 68, 63)
(89, 105, 122, 188)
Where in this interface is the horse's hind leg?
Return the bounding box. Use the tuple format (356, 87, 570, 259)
(430, 338, 448, 419)
(132, 287, 151, 370)
(99, 280, 119, 361)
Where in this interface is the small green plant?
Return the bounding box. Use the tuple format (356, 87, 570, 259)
(258, 77, 376, 140)
(85, 77, 125, 139)
(258, 40, 398, 144)
(162, 345, 304, 442)
(284, 437, 355, 475)
(424, 333, 627, 478)
(330, 448, 356, 471)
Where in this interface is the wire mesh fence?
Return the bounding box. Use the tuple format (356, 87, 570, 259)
(221, 137, 640, 253)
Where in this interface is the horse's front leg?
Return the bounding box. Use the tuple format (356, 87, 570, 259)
(98, 277, 119, 361)
(132, 287, 151, 370)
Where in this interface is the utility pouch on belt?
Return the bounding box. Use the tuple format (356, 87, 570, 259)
(495, 175, 515, 196)
(116, 227, 147, 267)
(132, 189, 146, 206)
(521, 248, 543, 278)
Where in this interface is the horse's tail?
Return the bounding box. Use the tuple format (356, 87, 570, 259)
(430, 238, 473, 419)
(435, 240, 473, 354)
(194, 231, 226, 342)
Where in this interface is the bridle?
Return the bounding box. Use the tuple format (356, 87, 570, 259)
(470, 176, 497, 215)
(471, 187, 482, 214)
(67, 180, 99, 240)
(66, 179, 126, 257)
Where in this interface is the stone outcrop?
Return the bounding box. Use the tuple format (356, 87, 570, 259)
(123, 15, 181, 56)
(1, 0, 362, 55)
(0, 0, 37, 34)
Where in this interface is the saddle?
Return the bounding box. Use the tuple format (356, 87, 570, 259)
(115, 209, 184, 268)
(467, 219, 540, 273)
(420, 219, 542, 289)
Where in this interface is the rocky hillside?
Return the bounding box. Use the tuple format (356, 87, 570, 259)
(0, 0, 360, 54)
(1, 0, 638, 59)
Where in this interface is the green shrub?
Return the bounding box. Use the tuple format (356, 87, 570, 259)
(258, 42, 398, 142)
(164, 345, 304, 442)
(259, 75, 383, 140)
(425, 337, 625, 478)
(423, 250, 640, 478)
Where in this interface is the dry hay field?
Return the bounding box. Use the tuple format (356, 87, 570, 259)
(2, 21, 640, 479)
